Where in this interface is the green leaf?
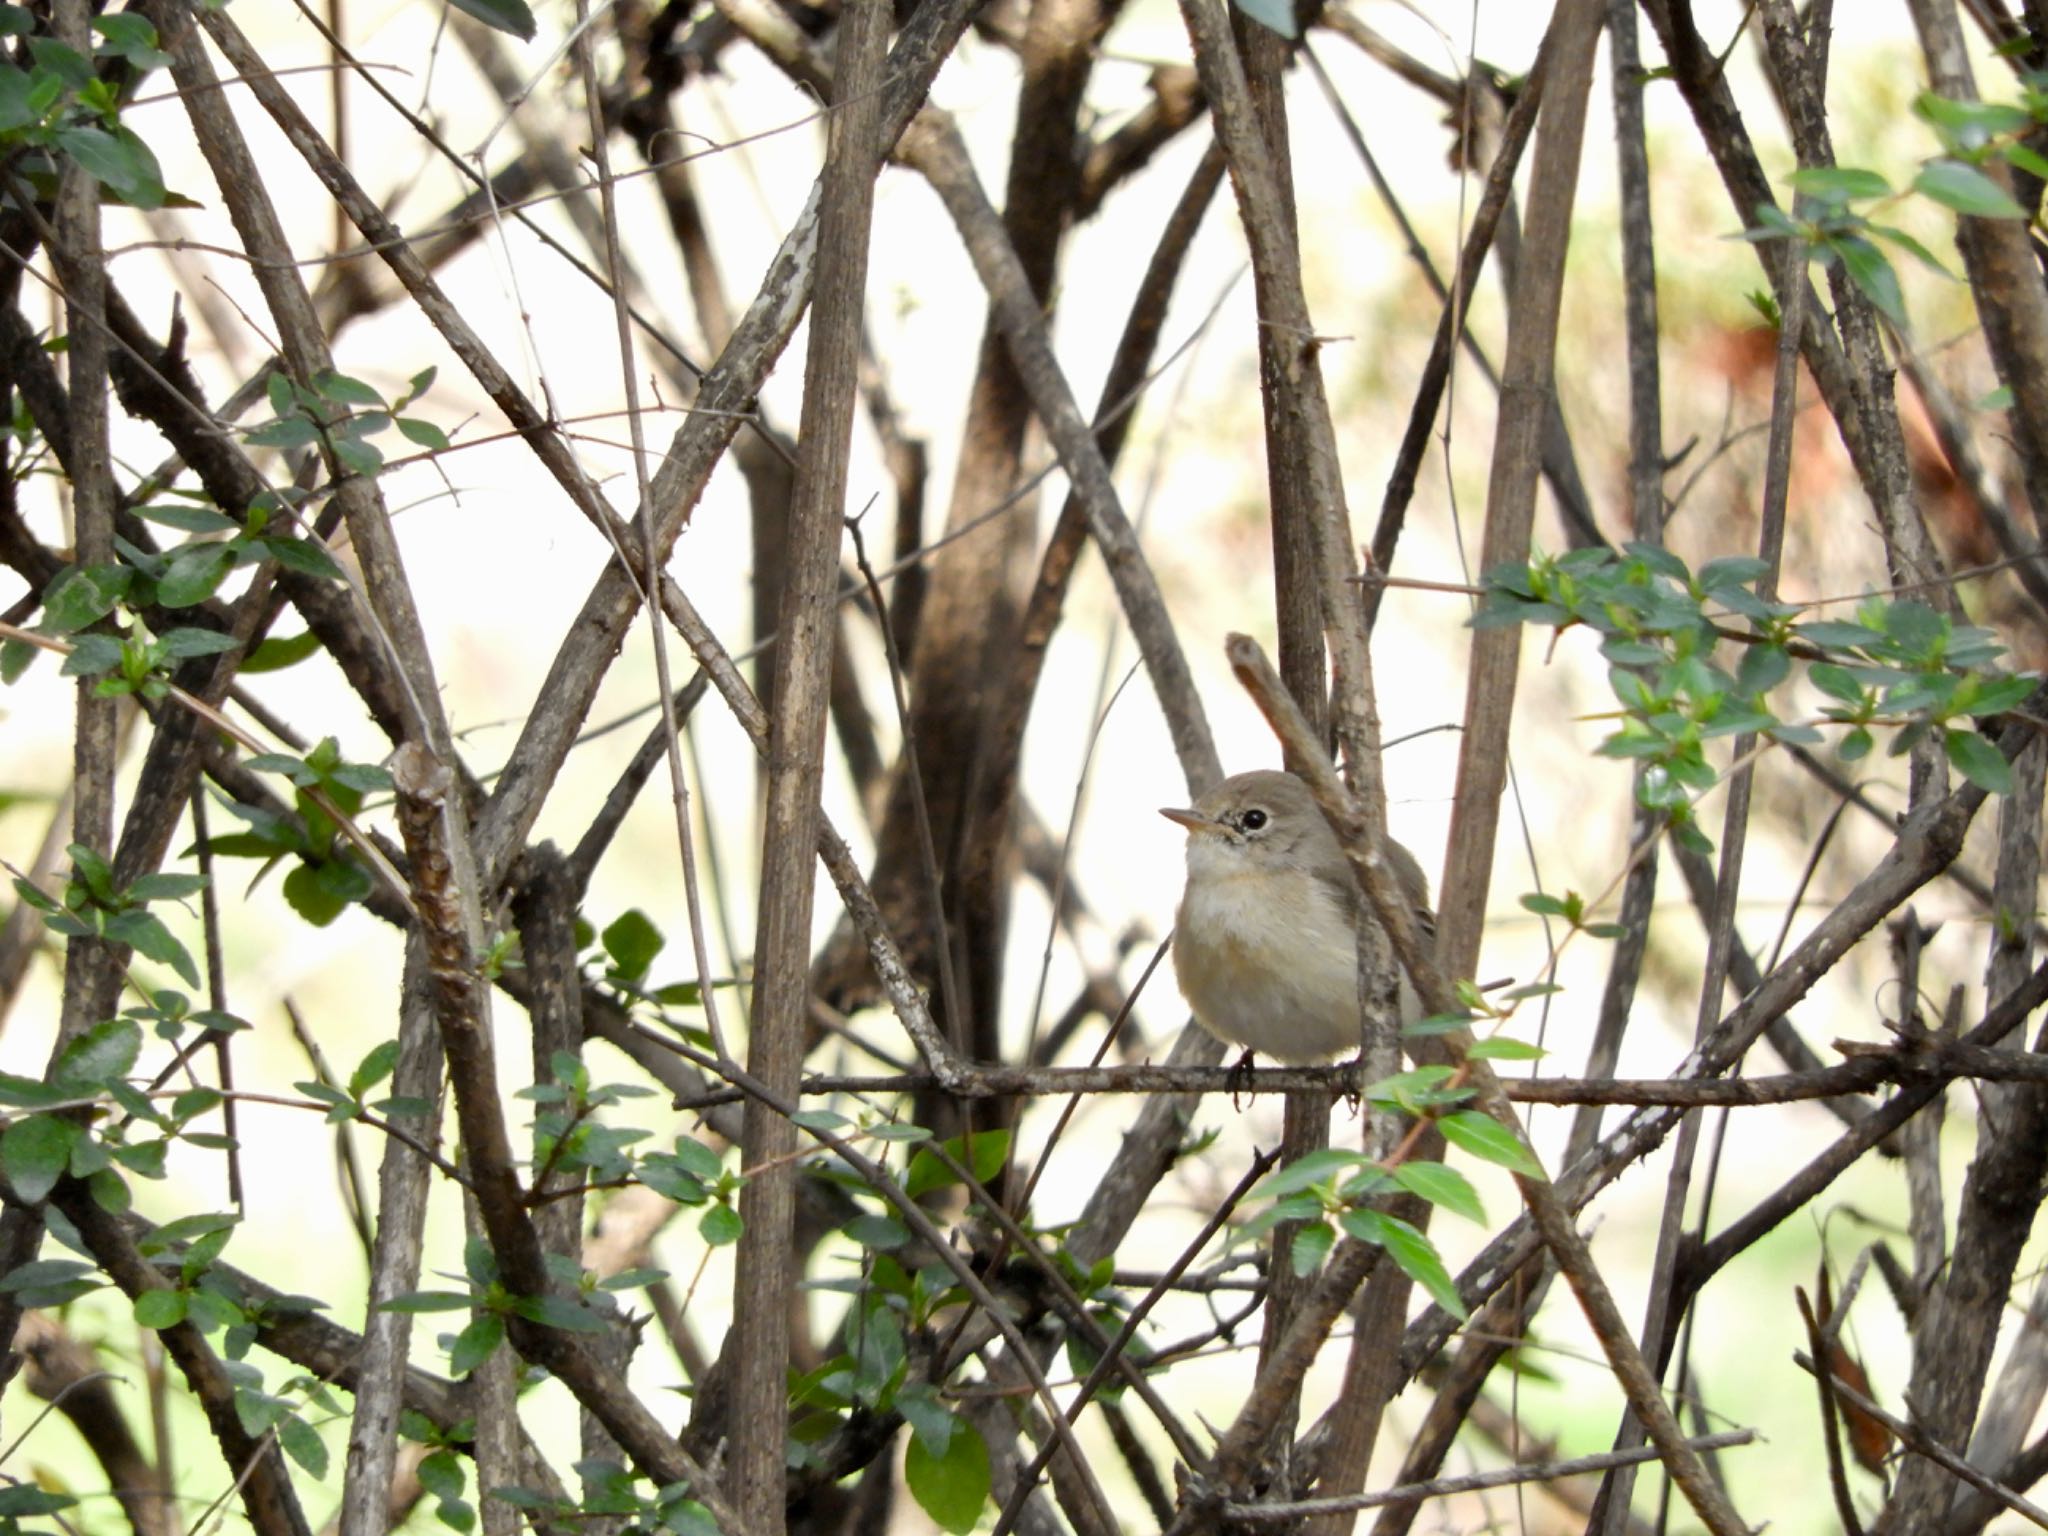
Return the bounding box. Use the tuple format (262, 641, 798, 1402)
(55, 123, 167, 208)
(0, 63, 34, 134)
(246, 753, 315, 784)
(418, 1449, 467, 1501)
(278, 1412, 328, 1477)
(242, 630, 323, 673)
(1439, 1110, 1545, 1179)
(449, 1313, 504, 1376)
(849, 1300, 906, 1398)
(159, 627, 238, 660)
(128, 873, 208, 902)
(514, 1292, 609, 1333)
(700, 1203, 743, 1246)
(669, 1136, 723, 1181)
(1962, 675, 2038, 717)
(1366, 1065, 1469, 1112)
(2, 1114, 77, 1201)
(1340, 1208, 1468, 1319)
(1914, 91, 2033, 145)
(1736, 643, 1791, 696)
(792, 1109, 853, 1133)
(378, 1290, 474, 1314)
(601, 908, 663, 981)
(158, 543, 236, 608)
(397, 416, 450, 450)
(1809, 663, 1866, 703)
(1800, 620, 1886, 649)
(29, 37, 91, 86)
(867, 1122, 932, 1143)
(903, 1128, 1011, 1199)
(1252, 1147, 1372, 1200)
(54, 1017, 140, 1087)
(845, 1214, 909, 1250)
(1697, 556, 1769, 591)
(333, 437, 384, 477)
(904, 1415, 991, 1534)
(1946, 727, 2014, 794)
(1289, 1219, 1335, 1276)
(2006, 140, 2048, 181)
(91, 13, 170, 66)
(61, 633, 123, 678)
(1828, 233, 1907, 329)
(262, 536, 345, 581)
(41, 563, 130, 634)
(897, 1387, 957, 1458)
(134, 1286, 189, 1329)
(1, 635, 37, 683)
(1390, 1160, 1486, 1224)
(104, 909, 200, 987)
(1466, 1035, 1545, 1061)
(447, 0, 537, 39)
(0, 1257, 104, 1306)
(1914, 158, 2029, 219)
(0, 1487, 77, 1517)
(1785, 165, 1891, 203)
(283, 860, 370, 927)
(245, 417, 321, 451)
(311, 370, 383, 407)
(326, 762, 392, 794)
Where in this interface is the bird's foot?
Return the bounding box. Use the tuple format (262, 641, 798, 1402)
(1338, 1052, 1369, 1114)
(1227, 1048, 1258, 1110)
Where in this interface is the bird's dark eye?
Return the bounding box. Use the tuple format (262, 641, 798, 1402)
(1239, 808, 1269, 833)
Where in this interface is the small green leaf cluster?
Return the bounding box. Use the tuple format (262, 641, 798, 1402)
(520, 1049, 665, 1186)
(397, 1412, 481, 1534)
(579, 908, 737, 1032)
(793, 1252, 989, 1533)
(1739, 92, 2044, 332)
(1801, 598, 2032, 791)
(118, 1210, 336, 1480)
(381, 1237, 619, 1379)
(0, 1011, 250, 1226)
(0, 6, 173, 210)
(634, 1131, 744, 1246)
(1742, 164, 1947, 329)
(245, 367, 447, 480)
(225, 1361, 339, 1480)
(775, 1119, 1015, 1530)
(1, 368, 445, 689)
(1, 498, 345, 687)
(1055, 1244, 1147, 1404)
(494, 1469, 718, 1536)
(1236, 1027, 1546, 1321)
(1519, 888, 1628, 941)
(124, 490, 347, 609)
(12, 843, 205, 985)
(295, 1039, 433, 1126)
(205, 738, 391, 927)
(1476, 545, 2032, 849)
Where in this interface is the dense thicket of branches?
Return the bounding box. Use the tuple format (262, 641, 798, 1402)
(9, 0, 2048, 1532)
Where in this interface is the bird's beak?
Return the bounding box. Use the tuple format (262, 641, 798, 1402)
(1160, 806, 1219, 835)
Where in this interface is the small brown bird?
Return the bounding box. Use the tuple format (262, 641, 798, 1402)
(1161, 770, 1433, 1063)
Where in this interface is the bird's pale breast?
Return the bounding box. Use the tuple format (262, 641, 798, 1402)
(1173, 864, 1366, 1062)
